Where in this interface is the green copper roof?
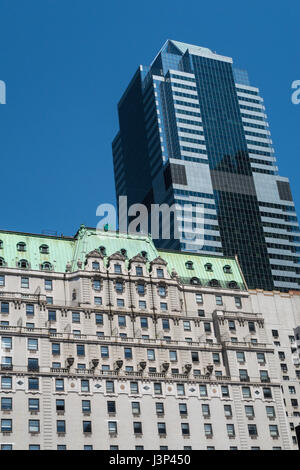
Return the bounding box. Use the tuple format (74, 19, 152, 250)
(158, 249, 245, 289)
(0, 225, 246, 289)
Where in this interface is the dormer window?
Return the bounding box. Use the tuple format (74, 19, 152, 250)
(41, 262, 52, 271)
(141, 251, 148, 260)
(205, 263, 213, 272)
(92, 262, 100, 270)
(17, 242, 26, 252)
(185, 261, 194, 270)
(0, 240, 3, 249)
(136, 266, 143, 276)
(18, 259, 29, 269)
(120, 248, 127, 258)
(114, 264, 122, 274)
(209, 279, 220, 287)
(190, 277, 201, 285)
(99, 246, 106, 256)
(0, 257, 5, 267)
(228, 281, 238, 289)
(223, 265, 232, 274)
(40, 244, 49, 254)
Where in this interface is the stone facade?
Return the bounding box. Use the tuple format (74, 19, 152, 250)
(0, 227, 299, 450)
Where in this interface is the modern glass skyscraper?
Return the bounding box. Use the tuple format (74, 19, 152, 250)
(112, 40, 300, 292)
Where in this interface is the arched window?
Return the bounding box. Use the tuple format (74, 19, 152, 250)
(209, 279, 220, 287)
(205, 263, 213, 272)
(17, 242, 26, 252)
(0, 257, 5, 267)
(39, 244, 49, 254)
(223, 265, 232, 274)
(18, 259, 29, 269)
(228, 281, 238, 289)
(99, 246, 106, 256)
(190, 277, 201, 285)
(41, 262, 52, 271)
(185, 261, 194, 270)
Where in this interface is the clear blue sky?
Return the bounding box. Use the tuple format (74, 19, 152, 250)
(0, 0, 299, 237)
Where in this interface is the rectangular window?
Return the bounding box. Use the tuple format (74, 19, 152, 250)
(156, 269, 163, 278)
(28, 338, 38, 351)
(156, 402, 164, 415)
(56, 399, 65, 411)
(28, 378, 39, 390)
(136, 267, 143, 276)
(55, 379, 64, 391)
(94, 297, 102, 305)
(140, 317, 148, 328)
(26, 304, 34, 315)
(48, 310, 56, 322)
(195, 293, 203, 304)
(52, 343, 60, 355)
(118, 315, 126, 327)
(117, 298, 124, 308)
(134, 422, 143, 434)
(83, 421, 92, 433)
(72, 312, 80, 323)
(1, 397, 12, 411)
(130, 382, 139, 394)
(226, 424, 235, 438)
(147, 349, 155, 361)
(101, 346, 109, 358)
(81, 380, 90, 392)
(21, 277, 29, 288)
(139, 300, 146, 310)
(106, 381, 114, 393)
(179, 403, 187, 416)
(204, 423, 213, 436)
(1, 302, 9, 313)
(77, 344, 85, 356)
(82, 400, 91, 413)
(1, 419, 12, 432)
(57, 420, 66, 433)
(114, 264, 121, 274)
(202, 404, 210, 417)
(107, 401, 116, 413)
(245, 405, 254, 418)
(158, 422, 166, 435)
(169, 350, 177, 362)
(109, 423, 120, 437)
(248, 424, 258, 436)
(200, 385, 207, 397)
(45, 279, 53, 291)
(95, 313, 103, 325)
(0, 275, 5, 286)
(215, 296, 223, 306)
(29, 420, 40, 433)
(154, 383, 162, 395)
(93, 280, 101, 291)
(181, 423, 190, 435)
(131, 402, 140, 415)
(234, 297, 242, 308)
(124, 347, 132, 359)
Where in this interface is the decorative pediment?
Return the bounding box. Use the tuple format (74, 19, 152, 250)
(108, 251, 126, 262)
(129, 254, 147, 264)
(150, 256, 168, 266)
(86, 250, 104, 259)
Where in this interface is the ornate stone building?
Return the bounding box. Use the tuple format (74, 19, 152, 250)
(0, 225, 299, 450)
